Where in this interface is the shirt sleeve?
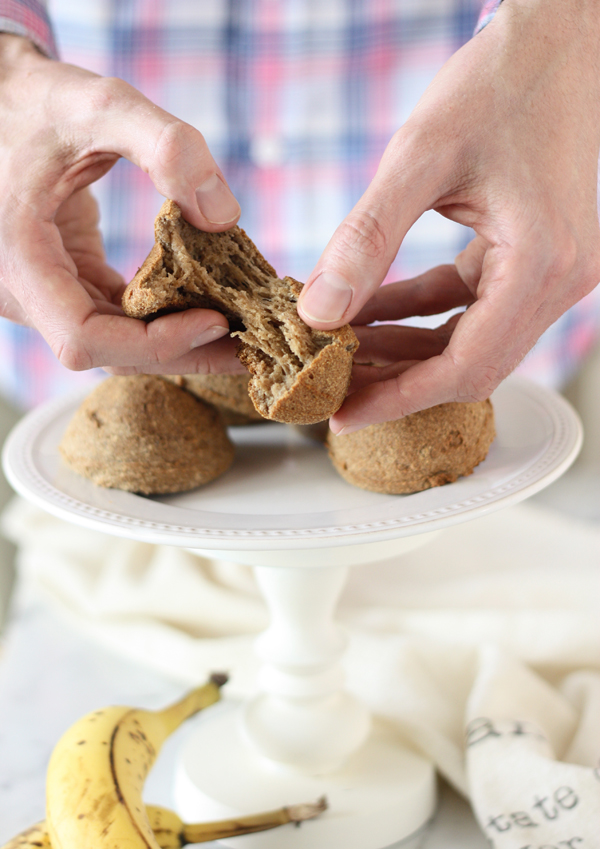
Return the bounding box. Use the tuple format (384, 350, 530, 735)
(0, 0, 58, 59)
(475, 0, 503, 34)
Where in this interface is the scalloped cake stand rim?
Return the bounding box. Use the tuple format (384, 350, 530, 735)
(1, 376, 582, 552)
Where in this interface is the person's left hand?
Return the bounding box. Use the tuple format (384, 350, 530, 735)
(45, 186, 241, 376)
(297, 0, 600, 433)
(0, 33, 244, 378)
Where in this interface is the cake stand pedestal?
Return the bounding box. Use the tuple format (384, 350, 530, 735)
(2, 377, 582, 849)
(178, 535, 439, 848)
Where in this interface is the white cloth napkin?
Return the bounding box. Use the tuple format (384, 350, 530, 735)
(3, 496, 600, 847)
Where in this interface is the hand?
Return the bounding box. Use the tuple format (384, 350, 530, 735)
(0, 34, 245, 376)
(297, 0, 600, 432)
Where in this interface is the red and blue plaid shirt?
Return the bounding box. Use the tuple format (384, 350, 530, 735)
(1, 0, 598, 408)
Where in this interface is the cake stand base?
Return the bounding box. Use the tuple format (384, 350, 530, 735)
(175, 702, 436, 849)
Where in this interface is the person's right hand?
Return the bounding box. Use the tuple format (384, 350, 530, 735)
(297, 0, 600, 432)
(0, 33, 246, 377)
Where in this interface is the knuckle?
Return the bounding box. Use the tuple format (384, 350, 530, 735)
(385, 124, 452, 191)
(434, 318, 457, 348)
(536, 229, 600, 303)
(53, 335, 93, 372)
(385, 127, 420, 165)
(154, 120, 206, 168)
(385, 126, 416, 162)
(390, 371, 423, 419)
(144, 322, 177, 365)
(82, 76, 131, 117)
(547, 232, 579, 281)
(334, 210, 388, 262)
(577, 248, 600, 298)
(455, 362, 500, 402)
(531, 219, 593, 286)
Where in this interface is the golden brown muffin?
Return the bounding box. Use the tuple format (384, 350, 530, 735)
(59, 375, 234, 494)
(168, 373, 266, 426)
(327, 399, 495, 494)
(122, 200, 358, 424)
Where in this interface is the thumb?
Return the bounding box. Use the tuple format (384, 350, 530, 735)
(78, 78, 241, 231)
(297, 130, 443, 328)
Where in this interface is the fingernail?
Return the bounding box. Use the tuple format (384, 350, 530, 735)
(191, 325, 229, 348)
(300, 272, 352, 323)
(195, 175, 241, 224)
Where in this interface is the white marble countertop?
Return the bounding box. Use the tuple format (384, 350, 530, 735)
(0, 464, 598, 848)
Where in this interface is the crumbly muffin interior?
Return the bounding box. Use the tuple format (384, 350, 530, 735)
(158, 219, 332, 406)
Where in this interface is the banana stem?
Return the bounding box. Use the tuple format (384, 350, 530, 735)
(1, 798, 327, 849)
(182, 797, 328, 844)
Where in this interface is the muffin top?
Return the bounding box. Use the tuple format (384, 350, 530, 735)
(59, 375, 234, 494)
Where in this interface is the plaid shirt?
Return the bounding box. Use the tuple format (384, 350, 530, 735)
(1, 0, 598, 408)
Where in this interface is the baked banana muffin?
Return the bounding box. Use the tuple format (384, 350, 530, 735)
(59, 375, 234, 494)
(168, 373, 266, 426)
(327, 399, 495, 494)
(122, 200, 358, 424)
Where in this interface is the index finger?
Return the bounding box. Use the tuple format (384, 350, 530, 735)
(297, 128, 448, 330)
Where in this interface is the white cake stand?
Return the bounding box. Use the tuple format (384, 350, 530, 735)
(2, 376, 582, 849)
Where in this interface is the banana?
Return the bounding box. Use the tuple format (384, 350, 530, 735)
(2, 799, 328, 849)
(45, 674, 228, 849)
(2, 822, 51, 849)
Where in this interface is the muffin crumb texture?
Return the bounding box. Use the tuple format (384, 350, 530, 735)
(121, 200, 358, 424)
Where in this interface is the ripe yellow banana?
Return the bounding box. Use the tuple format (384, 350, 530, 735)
(2, 799, 328, 849)
(2, 822, 50, 849)
(45, 674, 228, 849)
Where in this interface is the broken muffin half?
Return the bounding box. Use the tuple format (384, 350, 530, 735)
(122, 201, 358, 424)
